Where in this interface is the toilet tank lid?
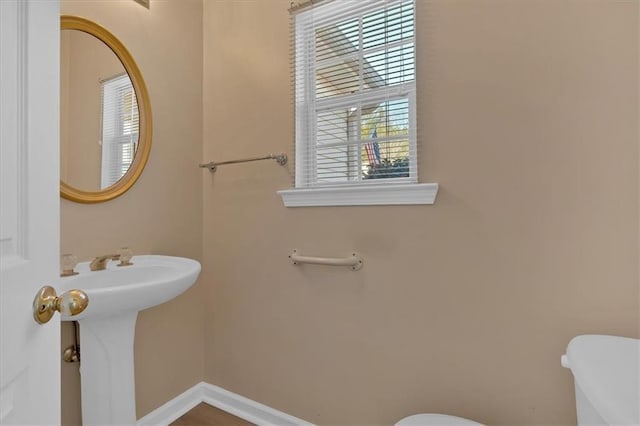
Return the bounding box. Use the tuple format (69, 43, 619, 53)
(563, 334, 639, 425)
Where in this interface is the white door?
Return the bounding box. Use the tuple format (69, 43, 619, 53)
(0, 0, 61, 424)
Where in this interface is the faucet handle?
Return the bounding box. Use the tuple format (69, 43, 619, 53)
(117, 247, 133, 267)
(60, 253, 79, 277)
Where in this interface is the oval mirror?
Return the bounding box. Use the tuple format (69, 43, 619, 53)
(60, 16, 152, 203)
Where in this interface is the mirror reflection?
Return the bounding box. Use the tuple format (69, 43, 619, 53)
(60, 29, 139, 191)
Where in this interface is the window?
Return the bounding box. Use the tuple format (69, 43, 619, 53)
(100, 74, 138, 189)
(279, 0, 437, 207)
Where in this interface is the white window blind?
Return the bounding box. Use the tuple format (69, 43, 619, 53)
(100, 74, 138, 189)
(294, 0, 417, 189)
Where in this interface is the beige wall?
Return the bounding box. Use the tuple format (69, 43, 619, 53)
(202, 1, 639, 425)
(60, 0, 204, 424)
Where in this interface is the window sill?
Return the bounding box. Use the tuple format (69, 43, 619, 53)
(278, 183, 438, 207)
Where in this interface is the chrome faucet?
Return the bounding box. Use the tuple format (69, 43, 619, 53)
(90, 254, 120, 271)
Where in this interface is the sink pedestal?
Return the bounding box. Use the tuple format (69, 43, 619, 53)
(79, 312, 138, 426)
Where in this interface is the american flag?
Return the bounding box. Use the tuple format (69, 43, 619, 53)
(364, 127, 381, 165)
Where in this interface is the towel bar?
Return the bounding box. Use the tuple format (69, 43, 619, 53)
(199, 153, 287, 173)
(288, 250, 363, 271)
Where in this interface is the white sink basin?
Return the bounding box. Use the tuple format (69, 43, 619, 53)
(57, 254, 201, 426)
(59, 255, 201, 321)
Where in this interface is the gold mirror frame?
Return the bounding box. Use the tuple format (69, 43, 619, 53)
(60, 16, 152, 203)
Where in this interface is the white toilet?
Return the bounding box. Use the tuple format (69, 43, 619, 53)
(562, 334, 639, 426)
(395, 413, 483, 425)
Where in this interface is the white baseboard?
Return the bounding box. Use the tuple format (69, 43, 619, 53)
(137, 382, 315, 426)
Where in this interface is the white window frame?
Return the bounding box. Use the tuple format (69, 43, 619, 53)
(279, 0, 438, 207)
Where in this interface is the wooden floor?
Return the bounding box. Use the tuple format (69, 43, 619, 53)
(170, 403, 255, 426)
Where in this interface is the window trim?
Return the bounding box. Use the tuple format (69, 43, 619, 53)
(278, 182, 438, 207)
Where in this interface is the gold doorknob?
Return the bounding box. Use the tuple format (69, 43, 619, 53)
(33, 286, 89, 324)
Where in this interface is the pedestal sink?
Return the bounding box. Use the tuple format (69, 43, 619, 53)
(58, 255, 201, 426)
